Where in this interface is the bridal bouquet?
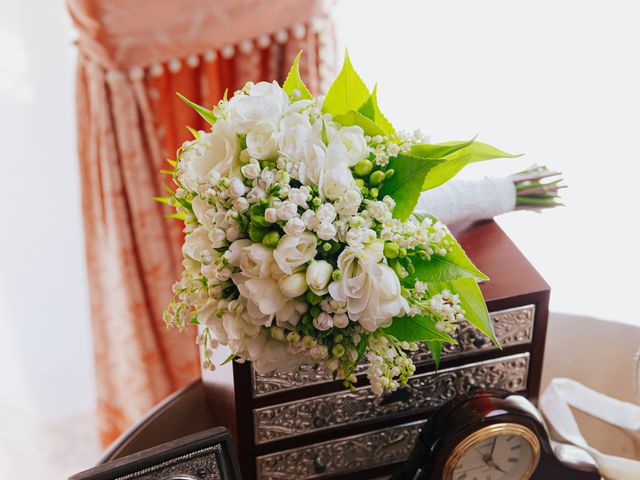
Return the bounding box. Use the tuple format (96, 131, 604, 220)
(162, 53, 560, 395)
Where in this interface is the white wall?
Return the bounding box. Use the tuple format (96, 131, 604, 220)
(334, 0, 640, 325)
(0, 0, 95, 418)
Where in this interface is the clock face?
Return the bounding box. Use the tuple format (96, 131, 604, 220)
(444, 423, 540, 480)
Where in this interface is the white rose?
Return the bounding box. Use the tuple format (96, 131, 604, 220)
(332, 126, 368, 166)
(273, 232, 318, 274)
(315, 203, 337, 223)
(185, 120, 241, 183)
(239, 243, 274, 279)
(277, 201, 298, 221)
(227, 239, 252, 266)
(313, 312, 334, 331)
(322, 141, 355, 200)
(357, 263, 408, 332)
(284, 217, 306, 236)
(246, 121, 278, 160)
(279, 272, 308, 298)
(232, 273, 289, 319)
(223, 308, 261, 351)
(241, 159, 261, 180)
(277, 112, 312, 160)
(316, 221, 337, 240)
(306, 260, 333, 295)
(183, 227, 211, 261)
(228, 81, 288, 134)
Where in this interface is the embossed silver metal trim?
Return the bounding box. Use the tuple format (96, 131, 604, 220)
(253, 353, 530, 444)
(114, 444, 223, 480)
(255, 420, 424, 480)
(252, 305, 536, 397)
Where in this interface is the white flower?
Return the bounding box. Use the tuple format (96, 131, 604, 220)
(226, 225, 240, 241)
(227, 239, 252, 266)
(277, 112, 312, 161)
(335, 187, 362, 219)
(299, 140, 326, 188)
(367, 200, 392, 222)
(241, 160, 261, 180)
(208, 228, 227, 248)
(264, 207, 278, 223)
(191, 196, 212, 226)
(228, 81, 288, 134)
(316, 221, 337, 241)
(246, 121, 278, 160)
(228, 178, 246, 198)
(306, 260, 334, 295)
(239, 243, 274, 279)
(232, 197, 249, 213)
(333, 313, 349, 328)
(247, 187, 267, 203)
(313, 312, 333, 331)
(273, 232, 318, 274)
(332, 126, 368, 166)
(301, 210, 318, 229)
(233, 273, 289, 320)
(246, 330, 303, 374)
(183, 227, 212, 261)
(284, 217, 306, 236)
(315, 203, 337, 224)
(277, 201, 298, 221)
(180, 120, 241, 186)
(278, 272, 308, 298)
(288, 186, 310, 208)
(321, 141, 354, 200)
(328, 246, 407, 331)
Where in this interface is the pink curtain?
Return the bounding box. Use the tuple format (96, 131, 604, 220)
(67, 0, 335, 446)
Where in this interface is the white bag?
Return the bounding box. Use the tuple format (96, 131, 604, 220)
(540, 377, 640, 479)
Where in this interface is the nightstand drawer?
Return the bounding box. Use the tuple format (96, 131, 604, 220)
(253, 353, 530, 444)
(252, 305, 535, 398)
(256, 420, 424, 480)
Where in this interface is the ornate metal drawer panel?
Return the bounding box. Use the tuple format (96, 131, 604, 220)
(255, 420, 424, 480)
(252, 305, 535, 397)
(253, 353, 530, 444)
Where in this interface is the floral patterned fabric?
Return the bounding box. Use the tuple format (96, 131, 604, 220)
(67, 0, 334, 445)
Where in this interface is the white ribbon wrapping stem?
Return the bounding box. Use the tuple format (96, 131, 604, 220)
(416, 177, 516, 225)
(540, 377, 640, 479)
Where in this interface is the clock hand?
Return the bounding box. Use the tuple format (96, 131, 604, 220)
(489, 437, 498, 458)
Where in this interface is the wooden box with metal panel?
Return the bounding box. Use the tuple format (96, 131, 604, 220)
(201, 219, 551, 480)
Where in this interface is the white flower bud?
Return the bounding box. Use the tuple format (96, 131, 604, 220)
(301, 210, 317, 229)
(226, 224, 240, 241)
(241, 161, 261, 179)
(313, 312, 333, 331)
(209, 228, 227, 248)
(264, 207, 278, 223)
(247, 187, 266, 203)
(228, 178, 246, 199)
(306, 260, 333, 295)
(315, 203, 337, 223)
(283, 217, 306, 236)
(333, 313, 349, 328)
(278, 272, 308, 298)
(233, 197, 249, 213)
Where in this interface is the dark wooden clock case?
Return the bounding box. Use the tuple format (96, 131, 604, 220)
(201, 220, 552, 479)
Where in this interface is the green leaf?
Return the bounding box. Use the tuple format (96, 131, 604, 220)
(432, 277, 499, 347)
(412, 253, 487, 283)
(423, 141, 520, 190)
(322, 51, 370, 116)
(384, 315, 456, 343)
(334, 109, 387, 137)
(176, 92, 216, 125)
(186, 126, 201, 139)
(379, 154, 444, 220)
(357, 85, 394, 134)
(409, 136, 476, 160)
(426, 341, 443, 369)
(221, 353, 237, 365)
(283, 51, 313, 101)
(152, 196, 171, 205)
